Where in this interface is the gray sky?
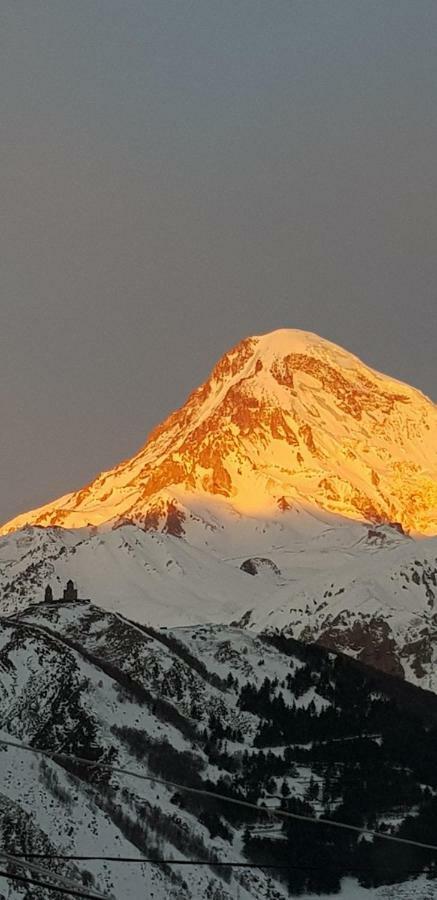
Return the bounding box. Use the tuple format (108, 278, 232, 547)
(1, 0, 437, 523)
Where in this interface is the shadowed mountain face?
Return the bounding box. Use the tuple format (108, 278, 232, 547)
(2, 329, 437, 536)
(0, 598, 437, 899)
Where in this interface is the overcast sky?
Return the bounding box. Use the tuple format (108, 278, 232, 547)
(1, 0, 437, 523)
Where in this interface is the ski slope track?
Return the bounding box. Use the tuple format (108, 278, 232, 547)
(1, 329, 437, 689)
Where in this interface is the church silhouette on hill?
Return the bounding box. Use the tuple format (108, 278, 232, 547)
(44, 580, 79, 603)
(63, 579, 78, 601)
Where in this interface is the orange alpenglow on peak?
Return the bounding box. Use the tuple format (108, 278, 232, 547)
(2, 329, 437, 536)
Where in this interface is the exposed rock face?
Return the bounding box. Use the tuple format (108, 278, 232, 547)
(240, 557, 281, 577)
(316, 618, 406, 679)
(2, 329, 437, 537)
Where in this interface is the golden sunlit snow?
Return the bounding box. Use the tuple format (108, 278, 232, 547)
(2, 330, 437, 536)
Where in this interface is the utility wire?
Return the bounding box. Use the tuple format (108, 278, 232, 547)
(0, 867, 109, 899)
(0, 850, 109, 900)
(6, 855, 437, 874)
(1, 736, 437, 855)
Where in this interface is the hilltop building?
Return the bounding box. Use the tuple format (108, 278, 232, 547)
(63, 580, 78, 602)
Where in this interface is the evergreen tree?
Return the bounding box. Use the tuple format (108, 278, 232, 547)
(305, 777, 320, 802)
(281, 779, 290, 798)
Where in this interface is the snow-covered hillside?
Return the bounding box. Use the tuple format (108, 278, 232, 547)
(0, 598, 437, 898)
(1, 508, 437, 691)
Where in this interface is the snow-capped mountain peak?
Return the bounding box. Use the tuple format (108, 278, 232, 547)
(2, 329, 437, 536)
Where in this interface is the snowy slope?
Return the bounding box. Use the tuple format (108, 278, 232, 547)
(1, 510, 437, 691)
(0, 599, 437, 898)
(305, 877, 437, 899)
(0, 602, 292, 900)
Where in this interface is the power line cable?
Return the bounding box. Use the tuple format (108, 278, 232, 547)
(0, 850, 110, 900)
(0, 867, 110, 899)
(1, 736, 437, 855)
(6, 854, 437, 874)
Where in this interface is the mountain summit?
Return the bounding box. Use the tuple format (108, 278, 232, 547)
(2, 331, 437, 691)
(2, 329, 437, 536)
